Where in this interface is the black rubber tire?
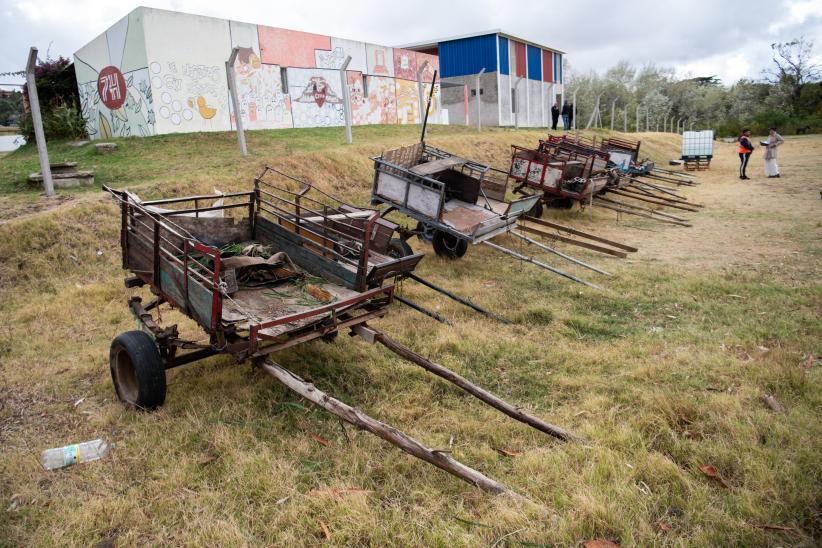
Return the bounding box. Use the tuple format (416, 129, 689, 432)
(320, 331, 339, 343)
(109, 331, 166, 410)
(386, 238, 413, 259)
(547, 197, 574, 210)
(415, 222, 435, 242)
(529, 200, 544, 218)
(432, 230, 468, 259)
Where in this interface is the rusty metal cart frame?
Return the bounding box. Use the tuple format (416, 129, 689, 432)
(508, 144, 613, 212)
(104, 168, 577, 498)
(371, 142, 540, 259)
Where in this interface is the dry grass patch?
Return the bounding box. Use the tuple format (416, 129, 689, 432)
(0, 128, 819, 545)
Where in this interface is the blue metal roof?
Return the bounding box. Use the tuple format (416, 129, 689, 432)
(438, 34, 498, 78)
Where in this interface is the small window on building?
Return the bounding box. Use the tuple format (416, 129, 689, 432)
(362, 76, 368, 98)
(280, 68, 288, 91)
(470, 88, 483, 97)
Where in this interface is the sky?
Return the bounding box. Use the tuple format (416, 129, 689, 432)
(1, 0, 821, 90)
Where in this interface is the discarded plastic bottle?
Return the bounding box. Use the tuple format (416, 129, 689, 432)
(41, 439, 109, 471)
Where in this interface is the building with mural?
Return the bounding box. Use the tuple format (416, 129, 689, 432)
(402, 31, 565, 128)
(73, 8, 564, 139)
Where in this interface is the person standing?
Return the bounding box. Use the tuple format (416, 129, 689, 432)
(551, 102, 560, 130)
(738, 129, 755, 180)
(764, 127, 785, 178)
(561, 101, 571, 130)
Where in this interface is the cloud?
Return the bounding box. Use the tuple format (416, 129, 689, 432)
(1, 0, 821, 89)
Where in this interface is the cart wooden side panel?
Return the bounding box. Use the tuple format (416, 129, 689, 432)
(255, 215, 358, 290)
(374, 168, 445, 220)
(121, 206, 220, 330)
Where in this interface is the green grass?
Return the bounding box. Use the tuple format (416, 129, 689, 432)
(0, 127, 819, 546)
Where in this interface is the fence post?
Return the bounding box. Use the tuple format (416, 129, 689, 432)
(586, 93, 602, 130)
(476, 68, 486, 132)
(25, 47, 54, 197)
(463, 84, 469, 126)
(571, 89, 578, 131)
(339, 56, 353, 144)
(226, 47, 247, 156)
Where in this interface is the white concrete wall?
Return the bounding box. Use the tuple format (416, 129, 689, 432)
(75, 7, 453, 136)
(287, 67, 345, 128)
(142, 8, 232, 134)
(316, 37, 367, 73)
(499, 74, 511, 126)
(527, 80, 542, 128)
(230, 20, 292, 130)
(73, 9, 154, 139)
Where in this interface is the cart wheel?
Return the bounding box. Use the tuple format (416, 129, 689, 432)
(547, 197, 574, 210)
(432, 230, 468, 259)
(528, 200, 544, 218)
(321, 331, 339, 343)
(386, 238, 413, 258)
(415, 222, 435, 242)
(109, 331, 166, 410)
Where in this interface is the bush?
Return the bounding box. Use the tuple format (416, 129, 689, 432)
(20, 56, 86, 141)
(19, 100, 86, 140)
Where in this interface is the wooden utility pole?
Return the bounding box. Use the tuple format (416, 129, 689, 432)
(25, 47, 54, 197)
(226, 47, 247, 156)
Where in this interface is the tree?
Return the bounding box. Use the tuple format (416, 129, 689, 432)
(0, 91, 23, 126)
(765, 37, 821, 115)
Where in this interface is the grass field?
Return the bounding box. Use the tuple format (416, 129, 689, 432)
(0, 125, 819, 546)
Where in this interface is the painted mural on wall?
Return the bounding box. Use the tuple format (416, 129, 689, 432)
(288, 68, 345, 128)
(393, 49, 418, 80)
(77, 68, 155, 138)
(416, 52, 438, 82)
(395, 79, 420, 124)
(365, 44, 394, 76)
(74, 11, 155, 139)
(234, 50, 293, 129)
(348, 73, 397, 125)
(75, 8, 452, 138)
(315, 38, 368, 72)
(258, 26, 330, 67)
(142, 9, 232, 133)
(422, 82, 444, 124)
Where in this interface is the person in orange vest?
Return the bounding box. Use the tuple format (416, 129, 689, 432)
(738, 129, 755, 180)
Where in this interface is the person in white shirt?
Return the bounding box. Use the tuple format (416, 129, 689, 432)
(764, 127, 785, 178)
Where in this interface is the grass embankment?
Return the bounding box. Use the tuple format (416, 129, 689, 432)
(0, 126, 819, 546)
